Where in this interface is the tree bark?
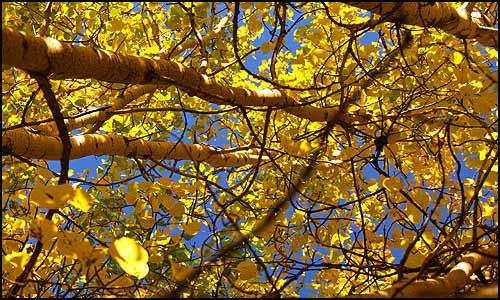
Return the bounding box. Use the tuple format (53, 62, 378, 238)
(2, 27, 354, 124)
(347, 246, 498, 298)
(346, 2, 498, 50)
(2, 128, 268, 167)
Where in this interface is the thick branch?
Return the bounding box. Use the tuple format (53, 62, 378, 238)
(2, 27, 357, 124)
(345, 2, 498, 49)
(2, 128, 268, 168)
(347, 246, 498, 298)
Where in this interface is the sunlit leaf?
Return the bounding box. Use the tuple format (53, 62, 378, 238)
(68, 186, 93, 212)
(421, 231, 434, 245)
(109, 237, 149, 279)
(452, 52, 463, 64)
(4, 250, 31, 279)
(138, 210, 155, 228)
(30, 183, 74, 209)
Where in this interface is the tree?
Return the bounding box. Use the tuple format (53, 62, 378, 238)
(2, 2, 498, 298)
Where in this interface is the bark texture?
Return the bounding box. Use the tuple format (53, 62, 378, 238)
(348, 246, 498, 298)
(2, 128, 268, 167)
(2, 27, 353, 124)
(346, 2, 498, 49)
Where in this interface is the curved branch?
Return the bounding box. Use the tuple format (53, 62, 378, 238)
(347, 246, 498, 298)
(32, 84, 166, 136)
(2, 27, 361, 124)
(345, 2, 498, 49)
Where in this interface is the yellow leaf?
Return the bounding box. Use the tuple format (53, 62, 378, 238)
(88, 245, 108, 267)
(261, 41, 274, 54)
(75, 238, 94, 262)
(138, 181, 152, 190)
(4, 250, 31, 279)
(298, 140, 313, 155)
(5, 251, 30, 268)
(254, 219, 276, 240)
(169, 256, 193, 283)
(367, 178, 378, 193)
(109, 237, 149, 279)
(108, 273, 134, 288)
(478, 148, 490, 161)
(149, 254, 162, 264)
(421, 231, 434, 245)
(346, 103, 361, 113)
(171, 234, 182, 243)
(486, 132, 498, 143)
(240, 2, 252, 10)
(183, 221, 200, 235)
(2, 172, 8, 190)
(135, 199, 147, 212)
(465, 156, 482, 170)
(452, 52, 463, 64)
(103, 294, 117, 298)
(237, 261, 258, 280)
(292, 56, 305, 65)
(138, 210, 155, 229)
(340, 146, 360, 160)
(331, 231, 350, 244)
(405, 204, 422, 223)
(150, 195, 160, 213)
(413, 190, 431, 207)
(463, 178, 475, 186)
(405, 252, 425, 268)
(170, 203, 185, 217)
(248, 14, 262, 34)
(125, 183, 138, 205)
(320, 269, 339, 282)
(159, 177, 174, 186)
(35, 167, 53, 180)
(37, 218, 58, 244)
(125, 190, 137, 205)
(30, 183, 74, 209)
(464, 186, 475, 200)
(482, 204, 497, 218)
(290, 210, 305, 225)
(365, 230, 384, 243)
(109, 18, 125, 32)
(135, 288, 149, 298)
(488, 48, 498, 60)
(68, 186, 92, 212)
(382, 177, 404, 192)
(280, 135, 299, 154)
(56, 231, 86, 259)
(160, 194, 175, 210)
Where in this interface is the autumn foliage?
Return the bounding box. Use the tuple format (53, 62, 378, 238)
(2, 2, 498, 298)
